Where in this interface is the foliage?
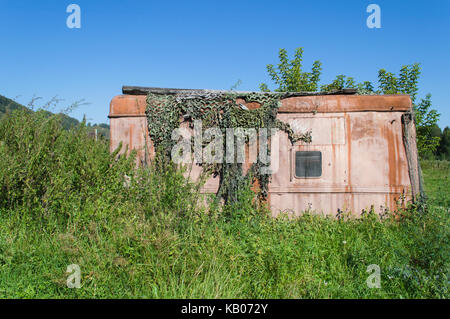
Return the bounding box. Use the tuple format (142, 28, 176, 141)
(145, 91, 311, 203)
(0, 109, 448, 298)
(437, 127, 450, 160)
(320, 75, 356, 92)
(378, 64, 421, 101)
(0, 94, 27, 116)
(421, 160, 449, 208)
(375, 65, 440, 157)
(415, 94, 441, 158)
(0, 108, 133, 223)
(259, 48, 322, 92)
(260, 48, 441, 157)
(0, 94, 110, 138)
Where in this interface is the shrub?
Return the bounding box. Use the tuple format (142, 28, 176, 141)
(0, 108, 135, 224)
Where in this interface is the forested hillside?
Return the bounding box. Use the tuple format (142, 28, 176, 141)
(0, 94, 110, 139)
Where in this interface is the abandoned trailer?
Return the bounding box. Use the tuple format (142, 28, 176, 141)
(108, 86, 423, 217)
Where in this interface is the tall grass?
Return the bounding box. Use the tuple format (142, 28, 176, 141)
(0, 108, 448, 298)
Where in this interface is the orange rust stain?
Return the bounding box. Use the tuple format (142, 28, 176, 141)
(129, 124, 133, 151)
(385, 124, 397, 189)
(345, 114, 354, 212)
(109, 95, 147, 116)
(242, 142, 263, 199)
(345, 114, 352, 192)
(391, 122, 403, 209)
(394, 124, 402, 186)
(383, 119, 403, 211)
(235, 98, 261, 110)
(244, 143, 251, 174)
(331, 121, 337, 185)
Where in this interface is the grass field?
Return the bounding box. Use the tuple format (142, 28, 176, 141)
(0, 109, 448, 298)
(421, 160, 449, 208)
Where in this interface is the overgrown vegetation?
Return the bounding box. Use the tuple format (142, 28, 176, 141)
(0, 94, 110, 139)
(145, 91, 311, 203)
(0, 108, 448, 298)
(259, 47, 446, 159)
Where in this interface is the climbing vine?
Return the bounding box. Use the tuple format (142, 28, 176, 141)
(145, 91, 311, 203)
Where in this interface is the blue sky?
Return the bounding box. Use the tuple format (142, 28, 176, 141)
(1, 0, 449, 127)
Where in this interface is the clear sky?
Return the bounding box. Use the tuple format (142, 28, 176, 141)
(1, 0, 449, 127)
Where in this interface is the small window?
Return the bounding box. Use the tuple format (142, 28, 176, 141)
(295, 151, 322, 178)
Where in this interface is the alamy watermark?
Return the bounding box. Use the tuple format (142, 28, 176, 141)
(171, 121, 282, 174)
(66, 264, 81, 288)
(66, 4, 81, 29)
(366, 4, 381, 29)
(366, 264, 381, 288)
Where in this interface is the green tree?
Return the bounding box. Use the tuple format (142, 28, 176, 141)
(320, 75, 356, 91)
(430, 125, 442, 140)
(415, 94, 441, 158)
(376, 64, 440, 157)
(259, 48, 322, 92)
(437, 127, 450, 160)
(260, 48, 440, 157)
(378, 64, 421, 101)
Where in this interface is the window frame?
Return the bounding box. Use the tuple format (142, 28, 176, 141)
(293, 150, 323, 179)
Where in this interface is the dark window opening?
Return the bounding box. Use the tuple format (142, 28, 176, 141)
(295, 151, 322, 178)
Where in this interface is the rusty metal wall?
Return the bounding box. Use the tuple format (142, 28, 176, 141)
(270, 111, 410, 216)
(109, 94, 415, 216)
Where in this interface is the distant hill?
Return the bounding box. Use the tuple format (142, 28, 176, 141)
(0, 95, 27, 115)
(0, 94, 110, 139)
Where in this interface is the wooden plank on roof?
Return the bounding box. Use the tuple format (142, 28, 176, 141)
(122, 85, 357, 96)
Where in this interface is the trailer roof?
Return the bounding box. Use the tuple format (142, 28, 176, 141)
(110, 89, 412, 118)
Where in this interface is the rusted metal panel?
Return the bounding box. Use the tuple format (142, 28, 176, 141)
(109, 95, 147, 117)
(278, 95, 412, 113)
(109, 116, 152, 165)
(270, 111, 411, 216)
(109, 94, 412, 117)
(109, 93, 415, 216)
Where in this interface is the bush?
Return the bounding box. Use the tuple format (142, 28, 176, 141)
(0, 108, 135, 224)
